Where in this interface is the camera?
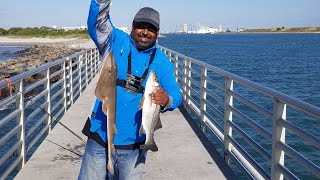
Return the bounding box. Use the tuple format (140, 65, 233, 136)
(124, 74, 145, 94)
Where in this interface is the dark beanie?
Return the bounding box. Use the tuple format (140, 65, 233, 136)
(133, 7, 160, 30)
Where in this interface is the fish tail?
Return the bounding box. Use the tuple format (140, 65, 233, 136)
(107, 144, 115, 174)
(143, 141, 158, 153)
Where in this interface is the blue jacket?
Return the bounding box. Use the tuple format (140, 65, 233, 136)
(87, 0, 182, 145)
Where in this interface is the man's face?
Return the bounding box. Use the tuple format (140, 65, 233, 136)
(131, 22, 159, 51)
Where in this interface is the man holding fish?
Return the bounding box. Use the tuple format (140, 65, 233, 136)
(78, 0, 182, 179)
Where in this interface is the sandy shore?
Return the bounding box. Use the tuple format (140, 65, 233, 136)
(0, 37, 95, 49)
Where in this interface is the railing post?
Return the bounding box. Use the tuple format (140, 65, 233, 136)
(15, 79, 26, 169)
(85, 51, 89, 87)
(271, 99, 286, 180)
(168, 51, 172, 62)
(42, 68, 52, 132)
(182, 59, 192, 113)
(224, 77, 233, 165)
(93, 49, 97, 77)
(90, 49, 93, 81)
(187, 60, 191, 105)
(79, 55, 82, 95)
(200, 66, 208, 132)
(62, 61, 67, 113)
(68, 57, 74, 105)
(174, 54, 179, 82)
(95, 48, 99, 74)
(182, 59, 189, 110)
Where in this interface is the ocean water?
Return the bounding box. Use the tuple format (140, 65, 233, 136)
(159, 33, 320, 179)
(0, 46, 29, 60)
(159, 33, 320, 107)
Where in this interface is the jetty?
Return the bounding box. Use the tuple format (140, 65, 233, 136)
(0, 46, 319, 180)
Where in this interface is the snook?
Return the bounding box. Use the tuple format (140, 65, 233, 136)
(139, 71, 162, 153)
(95, 51, 117, 174)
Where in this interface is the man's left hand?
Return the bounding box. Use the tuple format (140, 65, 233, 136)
(152, 89, 169, 107)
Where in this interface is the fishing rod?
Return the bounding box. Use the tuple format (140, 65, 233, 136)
(1, 78, 86, 144)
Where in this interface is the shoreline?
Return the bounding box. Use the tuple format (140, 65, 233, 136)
(0, 38, 96, 87)
(0, 37, 95, 48)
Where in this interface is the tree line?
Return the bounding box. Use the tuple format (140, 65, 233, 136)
(0, 26, 89, 38)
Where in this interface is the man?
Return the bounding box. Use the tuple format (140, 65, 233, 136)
(78, 0, 182, 179)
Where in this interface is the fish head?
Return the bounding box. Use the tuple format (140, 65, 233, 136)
(146, 71, 160, 91)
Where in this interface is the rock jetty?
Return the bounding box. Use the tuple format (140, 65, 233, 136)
(0, 38, 95, 97)
(0, 38, 95, 79)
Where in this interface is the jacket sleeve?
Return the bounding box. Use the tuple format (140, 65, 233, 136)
(87, 0, 114, 58)
(159, 54, 183, 112)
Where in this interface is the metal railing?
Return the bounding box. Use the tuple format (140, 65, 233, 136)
(159, 45, 320, 180)
(1, 45, 319, 180)
(0, 48, 100, 180)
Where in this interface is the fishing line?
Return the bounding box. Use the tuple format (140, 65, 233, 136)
(1, 78, 86, 144)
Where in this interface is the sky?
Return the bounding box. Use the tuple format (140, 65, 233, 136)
(0, 0, 320, 32)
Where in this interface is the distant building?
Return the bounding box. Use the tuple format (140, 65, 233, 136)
(61, 26, 86, 31)
(195, 22, 219, 34)
(183, 24, 188, 33)
(178, 22, 223, 34)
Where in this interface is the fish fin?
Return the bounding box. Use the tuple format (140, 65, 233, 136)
(139, 125, 145, 137)
(155, 118, 162, 131)
(139, 97, 144, 110)
(107, 159, 114, 175)
(143, 141, 158, 153)
(111, 144, 116, 154)
(113, 124, 117, 134)
(101, 100, 108, 116)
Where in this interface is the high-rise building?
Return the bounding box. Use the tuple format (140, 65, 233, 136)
(183, 24, 188, 33)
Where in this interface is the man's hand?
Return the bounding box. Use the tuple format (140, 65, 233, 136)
(152, 89, 169, 107)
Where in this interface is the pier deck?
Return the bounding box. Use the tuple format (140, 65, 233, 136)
(14, 75, 234, 180)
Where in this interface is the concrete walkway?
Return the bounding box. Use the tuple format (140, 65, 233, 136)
(15, 75, 235, 180)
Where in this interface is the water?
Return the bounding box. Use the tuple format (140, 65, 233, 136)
(159, 33, 320, 179)
(159, 33, 320, 107)
(0, 46, 29, 60)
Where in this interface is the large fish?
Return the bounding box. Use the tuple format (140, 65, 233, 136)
(95, 51, 117, 174)
(139, 71, 162, 153)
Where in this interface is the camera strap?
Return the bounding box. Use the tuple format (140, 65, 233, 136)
(127, 50, 156, 80)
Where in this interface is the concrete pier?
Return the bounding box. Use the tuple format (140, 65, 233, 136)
(14, 75, 235, 180)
